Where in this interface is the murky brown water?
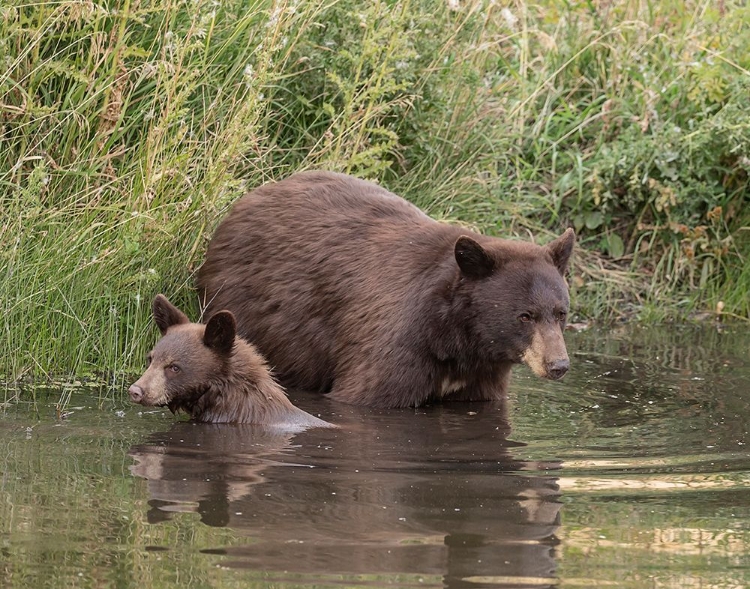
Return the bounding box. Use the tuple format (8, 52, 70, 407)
(1, 324, 749, 588)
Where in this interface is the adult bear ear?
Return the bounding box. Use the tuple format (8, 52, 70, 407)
(455, 236, 495, 279)
(204, 311, 236, 355)
(546, 228, 575, 276)
(153, 294, 190, 335)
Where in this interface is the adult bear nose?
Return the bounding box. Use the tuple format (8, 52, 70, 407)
(129, 384, 144, 402)
(546, 359, 569, 380)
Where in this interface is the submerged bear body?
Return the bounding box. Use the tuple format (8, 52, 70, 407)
(197, 171, 574, 408)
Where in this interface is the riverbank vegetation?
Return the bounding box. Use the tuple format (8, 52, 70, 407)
(1, 0, 748, 382)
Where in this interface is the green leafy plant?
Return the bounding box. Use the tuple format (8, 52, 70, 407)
(1, 0, 748, 387)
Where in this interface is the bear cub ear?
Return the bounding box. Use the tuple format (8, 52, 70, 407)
(204, 311, 237, 355)
(153, 294, 190, 335)
(455, 236, 495, 279)
(546, 228, 575, 276)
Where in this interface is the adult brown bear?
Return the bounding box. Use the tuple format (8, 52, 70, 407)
(197, 171, 574, 408)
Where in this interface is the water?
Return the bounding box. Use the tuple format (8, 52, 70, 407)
(1, 324, 749, 588)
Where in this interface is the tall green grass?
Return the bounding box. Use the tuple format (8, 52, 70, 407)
(1, 0, 749, 384)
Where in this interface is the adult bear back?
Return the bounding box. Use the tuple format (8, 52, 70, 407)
(197, 171, 575, 408)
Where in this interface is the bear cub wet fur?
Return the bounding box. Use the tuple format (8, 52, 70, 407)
(197, 171, 575, 409)
(129, 295, 334, 430)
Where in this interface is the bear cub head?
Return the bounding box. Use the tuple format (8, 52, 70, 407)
(453, 227, 575, 381)
(129, 294, 237, 412)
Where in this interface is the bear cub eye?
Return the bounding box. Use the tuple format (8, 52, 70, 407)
(166, 364, 180, 374)
(557, 311, 567, 322)
(519, 312, 532, 323)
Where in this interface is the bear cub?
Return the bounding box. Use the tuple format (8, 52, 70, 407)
(197, 171, 575, 409)
(129, 295, 334, 430)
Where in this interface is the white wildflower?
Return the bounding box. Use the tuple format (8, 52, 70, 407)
(501, 7, 518, 30)
(267, 4, 282, 28)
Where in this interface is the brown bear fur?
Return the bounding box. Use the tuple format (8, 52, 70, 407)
(129, 295, 334, 429)
(197, 171, 575, 409)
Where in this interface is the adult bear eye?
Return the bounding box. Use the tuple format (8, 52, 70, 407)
(519, 313, 532, 323)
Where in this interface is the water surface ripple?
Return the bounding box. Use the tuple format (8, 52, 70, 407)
(1, 324, 749, 588)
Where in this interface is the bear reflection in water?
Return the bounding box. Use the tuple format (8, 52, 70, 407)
(129, 398, 562, 586)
